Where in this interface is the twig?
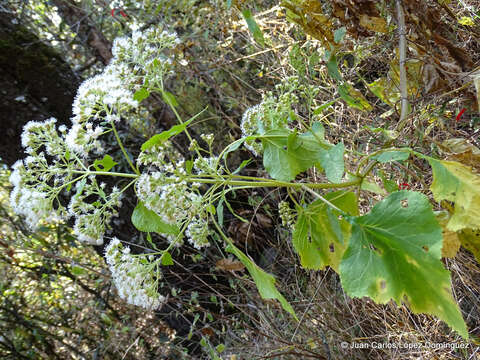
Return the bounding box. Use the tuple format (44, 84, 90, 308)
(121, 336, 139, 360)
(395, 0, 409, 131)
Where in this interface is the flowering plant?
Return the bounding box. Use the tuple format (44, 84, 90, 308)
(10, 25, 480, 339)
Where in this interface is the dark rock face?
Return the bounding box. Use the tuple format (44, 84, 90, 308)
(0, 12, 79, 166)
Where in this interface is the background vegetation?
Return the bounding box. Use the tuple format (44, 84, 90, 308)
(1, 0, 480, 359)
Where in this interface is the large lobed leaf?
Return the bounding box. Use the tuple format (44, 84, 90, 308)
(260, 124, 337, 182)
(340, 191, 468, 338)
(428, 159, 480, 231)
(319, 142, 345, 183)
(292, 191, 358, 271)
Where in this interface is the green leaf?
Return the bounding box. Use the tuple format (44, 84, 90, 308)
(427, 158, 480, 231)
(215, 344, 225, 353)
(161, 252, 174, 266)
(372, 150, 410, 163)
(93, 155, 117, 172)
(339, 191, 468, 338)
(161, 91, 178, 107)
(260, 127, 330, 181)
(346, 174, 386, 195)
(206, 204, 216, 215)
(292, 191, 358, 271)
(326, 54, 343, 82)
(141, 118, 195, 151)
(338, 83, 372, 112)
(361, 179, 386, 195)
(242, 9, 265, 46)
(334, 27, 347, 43)
(70, 266, 87, 276)
(185, 160, 193, 174)
(226, 242, 297, 320)
(133, 88, 150, 102)
(313, 100, 336, 115)
(232, 159, 251, 175)
(131, 202, 180, 235)
(319, 142, 344, 183)
(378, 170, 399, 193)
(223, 138, 246, 160)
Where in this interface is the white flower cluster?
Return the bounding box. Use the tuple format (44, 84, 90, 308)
(10, 160, 62, 229)
(137, 141, 184, 169)
(240, 76, 313, 156)
(136, 141, 213, 248)
(68, 179, 123, 245)
(21, 118, 65, 158)
(10, 27, 182, 244)
(10, 119, 69, 229)
(10, 119, 124, 243)
(193, 156, 222, 175)
(105, 238, 166, 310)
(68, 27, 180, 158)
(136, 171, 211, 249)
(112, 27, 180, 87)
(278, 201, 295, 230)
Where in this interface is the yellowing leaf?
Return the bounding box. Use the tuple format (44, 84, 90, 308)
(359, 14, 388, 33)
(437, 212, 461, 258)
(340, 191, 468, 338)
(282, 0, 334, 45)
(428, 159, 480, 231)
(367, 77, 400, 106)
(367, 59, 424, 106)
(292, 191, 358, 272)
(458, 228, 480, 262)
(458, 16, 475, 26)
(338, 83, 372, 112)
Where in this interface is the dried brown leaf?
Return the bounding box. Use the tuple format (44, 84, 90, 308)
(443, 138, 480, 172)
(359, 14, 388, 33)
(216, 258, 246, 272)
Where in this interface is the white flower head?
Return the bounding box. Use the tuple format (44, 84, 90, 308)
(105, 238, 166, 310)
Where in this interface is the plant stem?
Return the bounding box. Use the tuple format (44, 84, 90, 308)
(190, 177, 361, 189)
(71, 169, 361, 189)
(111, 121, 140, 175)
(160, 89, 204, 158)
(71, 170, 138, 178)
(395, 0, 409, 131)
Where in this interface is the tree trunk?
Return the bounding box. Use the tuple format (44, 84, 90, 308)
(51, 0, 112, 65)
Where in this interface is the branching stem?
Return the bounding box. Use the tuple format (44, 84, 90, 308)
(395, 0, 409, 131)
